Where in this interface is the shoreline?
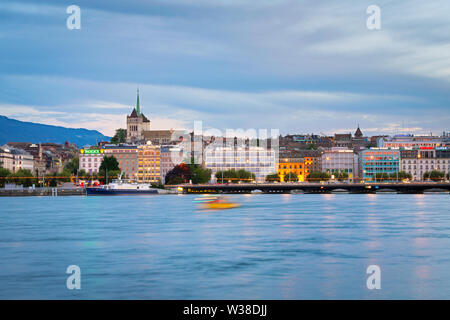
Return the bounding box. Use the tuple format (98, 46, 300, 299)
(1, 183, 450, 196)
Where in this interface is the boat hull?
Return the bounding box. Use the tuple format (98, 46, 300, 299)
(86, 187, 158, 195)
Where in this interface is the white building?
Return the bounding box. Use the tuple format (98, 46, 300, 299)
(321, 148, 358, 181)
(0, 147, 14, 171)
(204, 145, 276, 183)
(79, 148, 105, 174)
(401, 147, 450, 181)
(1, 145, 34, 173)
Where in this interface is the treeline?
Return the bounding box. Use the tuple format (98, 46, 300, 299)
(215, 169, 255, 183)
(165, 163, 212, 185)
(0, 155, 123, 188)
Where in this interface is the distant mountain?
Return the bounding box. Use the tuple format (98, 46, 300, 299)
(0, 115, 111, 147)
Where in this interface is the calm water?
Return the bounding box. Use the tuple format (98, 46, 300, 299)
(0, 194, 449, 299)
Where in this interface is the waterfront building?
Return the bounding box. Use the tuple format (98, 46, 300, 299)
(304, 155, 322, 177)
(160, 145, 184, 183)
(12, 148, 34, 173)
(104, 144, 138, 180)
(322, 148, 358, 181)
(359, 148, 400, 182)
(4, 142, 77, 175)
(1, 145, 34, 173)
(378, 135, 445, 149)
(137, 141, 161, 183)
(0, 147, 14, 171)
(78, 147, 105, 174)
(204, 145, 276, 183)
(277, 156, 305, 182)
(400, 147, 450, 181)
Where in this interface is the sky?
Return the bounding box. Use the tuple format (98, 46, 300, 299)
(0, 0, 449, 136)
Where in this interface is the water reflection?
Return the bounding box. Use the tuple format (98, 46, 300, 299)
(0, 194, 449, 299)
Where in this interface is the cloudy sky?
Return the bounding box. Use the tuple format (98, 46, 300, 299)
(0, 0, 449, 136)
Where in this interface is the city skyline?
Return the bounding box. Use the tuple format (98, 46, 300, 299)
(0, 0, 449, 136)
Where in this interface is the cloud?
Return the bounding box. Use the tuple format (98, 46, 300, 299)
(0, 0, 448, 137)
(1, 75, 447, 137)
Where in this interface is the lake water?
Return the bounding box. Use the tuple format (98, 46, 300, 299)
(0, 194, 449, 299)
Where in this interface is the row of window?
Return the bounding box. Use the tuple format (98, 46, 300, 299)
(403, 160, 449, 164)
(403, 165, 449, 170)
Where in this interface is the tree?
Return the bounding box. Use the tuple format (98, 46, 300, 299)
(333, 170, 349, 181)
(284, 173, 299, 182)
(99, 156, 121, 184)
(110, 129, 127, 144)
(215, 169, 255, 183)
(390, 171, 412, 181)
(189, 164, 212, 184)
(307, 171, 330, 182)
(165, 163, 192, 184)
(375, 173, 390, 181)
(423, 170, 445, 182)
(77, 169, 88, 179)
(10, 169, 34, 187)
(45, 172, 58, 187)
(266, 173, 280, 182)
(64, 157, 79, 175)
(0, 167, 11, 187)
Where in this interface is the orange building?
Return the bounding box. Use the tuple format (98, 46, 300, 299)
(277, 157, 305, 182)
(137, 141, 161, 183)
(304, 156, 322, 178)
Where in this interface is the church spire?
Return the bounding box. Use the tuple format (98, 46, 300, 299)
(136, 88, 141, 116)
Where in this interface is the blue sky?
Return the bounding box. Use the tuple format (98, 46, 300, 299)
(0, 0, 449, 136)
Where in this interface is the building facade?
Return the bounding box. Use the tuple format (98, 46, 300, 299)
(204, 146, 277, 183)
(378, 135, 446, 149)
(0, 147, 14, 171)
(304, 156, 322, 177)
(322, 148, 358, 181)
(104, 144, 138, 180)
(79, 147, 105, 174)
(359, 148, 400, 182)
(1, 145, 34, 173)
(137, 142, 161, 183)
(277, 157, 305, 182)
(400, 147, 450, 181)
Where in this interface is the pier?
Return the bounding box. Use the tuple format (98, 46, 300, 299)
(0, 187, 86, 197)
(177, 182, 450, 194)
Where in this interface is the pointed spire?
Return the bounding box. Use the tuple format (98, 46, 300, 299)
(355, 124, 363, 138)
(136, 87, 141, 116)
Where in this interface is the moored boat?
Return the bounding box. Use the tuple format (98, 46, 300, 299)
(86, 178, 159, 195)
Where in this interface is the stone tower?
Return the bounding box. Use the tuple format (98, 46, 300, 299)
(126, 89, 151, 143)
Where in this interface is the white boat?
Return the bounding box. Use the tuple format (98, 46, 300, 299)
(86, 173, 160, 195)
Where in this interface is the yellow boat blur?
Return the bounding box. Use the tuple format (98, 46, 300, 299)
(195, 195, 241, 210)
(201, 202, 241, 210)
